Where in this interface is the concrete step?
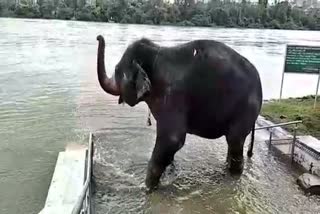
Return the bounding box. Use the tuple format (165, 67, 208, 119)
(40, 144, 87, 214)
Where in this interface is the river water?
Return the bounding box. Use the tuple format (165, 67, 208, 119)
(0, 18, 320, 214)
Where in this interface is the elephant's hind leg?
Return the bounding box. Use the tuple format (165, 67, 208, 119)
(225, 101, 258, 174)
(226, 119, 252, 174)
(226, 134, 246, 174)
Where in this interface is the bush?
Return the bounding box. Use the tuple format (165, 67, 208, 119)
(0, 8, 15, 17)
(281, 20, 299, 30)
(190, 14, 211, 27)
(270, 19, 281, 29)
(120, 14, 132, 23)
(301, 16, 318, 30)
(248, 22, 264, 28)
(160, 21, 172, 25)
(40, 0, 55, 19)
(76, 5, 96, 21)
(177, 20, 195, 26)
(56, 7, 74, 20)
(144, 20, 154, 25)
(77, 11, 94, 21)
(210, 8, 229, 26)
(15, 5, 41, 18)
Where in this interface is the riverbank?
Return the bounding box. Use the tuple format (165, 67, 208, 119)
(0, 1, 319, 31)
(261, 96, 320, 139)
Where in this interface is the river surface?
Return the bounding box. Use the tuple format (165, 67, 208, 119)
(0, 18, 320, 214)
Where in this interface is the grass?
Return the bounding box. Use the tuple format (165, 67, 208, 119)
(261, 95, 320, 139)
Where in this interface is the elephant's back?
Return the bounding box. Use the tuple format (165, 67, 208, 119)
(153, 40, 262, 138)
(160, 39, 261, 86)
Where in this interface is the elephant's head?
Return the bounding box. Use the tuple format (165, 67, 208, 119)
(96, 35, 158, 107)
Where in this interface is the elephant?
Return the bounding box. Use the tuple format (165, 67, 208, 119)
(95, 35, 263, 190)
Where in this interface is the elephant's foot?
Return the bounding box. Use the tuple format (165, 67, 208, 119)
(168, 160, 176, 174)
(145, 161, 165, 191)
(227, 156, 244, 175)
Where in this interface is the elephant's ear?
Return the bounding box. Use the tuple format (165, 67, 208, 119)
(133, 60, 151, 100)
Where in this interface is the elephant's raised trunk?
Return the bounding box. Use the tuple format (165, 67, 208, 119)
(96, 35, 120, 96)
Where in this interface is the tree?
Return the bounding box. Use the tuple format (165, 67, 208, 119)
(14, 3, 41, 18)
(56, 2, 74, 20)
(166, 3, 181, 23)
(209, 7, 229, 26)
(77, 4, 96, 21)
(106, 0, 128, 22)
(125, 1, 146, 24)
(39, 0, 54, 18)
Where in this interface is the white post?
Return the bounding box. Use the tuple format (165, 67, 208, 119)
(279, 68, 285, 102)
(314, 69, 320, 109)
(279, 45, 288, 102)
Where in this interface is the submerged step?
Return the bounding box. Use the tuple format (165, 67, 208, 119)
(39, 145, 87, 214)
(297, 173, 320, 195)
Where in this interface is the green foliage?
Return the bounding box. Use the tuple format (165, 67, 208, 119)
(15, 4, 41, 18)
(261, 96, 320, 139)
(107, 0, 128, 22)
(0, 0, 15, 17)
(213, 8, 229, 26)
(281, 18, 299, 29)
(39, 0, 55, 19)
(270, 19, 281, 29)
(76, 5, 97, 21)
(191, 14, 211, 26)
(0, 0, 319, 30)
(177, 20, 195, 26)
(0, 8, 14, 17)
(56, 2, 74, 20)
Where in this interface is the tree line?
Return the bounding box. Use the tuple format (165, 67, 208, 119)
(0, 0, 319, 30)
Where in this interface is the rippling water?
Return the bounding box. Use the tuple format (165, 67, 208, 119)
(93, 128, 320, 214)
(0, 18, 320, 214)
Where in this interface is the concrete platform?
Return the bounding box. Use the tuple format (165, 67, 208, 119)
(256, 116, 320, 175)
(39, 144, 87, 214)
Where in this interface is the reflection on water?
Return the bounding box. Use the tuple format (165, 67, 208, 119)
(0, 17, 320, 213)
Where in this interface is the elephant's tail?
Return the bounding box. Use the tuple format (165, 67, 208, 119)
(146, 108, 152, 126)
(247, 124, 255, 158)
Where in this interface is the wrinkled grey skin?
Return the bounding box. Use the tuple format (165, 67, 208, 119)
(96, 35, 263, 191)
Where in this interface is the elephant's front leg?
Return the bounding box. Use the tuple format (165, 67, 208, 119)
(145, 112, 187, 190)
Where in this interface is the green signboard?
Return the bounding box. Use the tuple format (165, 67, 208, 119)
(284, 45, 320, 74)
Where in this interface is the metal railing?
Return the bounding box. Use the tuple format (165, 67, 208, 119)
(72, 132, 94, 214)
(255, 120, 302, 162)
(255, 120, 302, 131)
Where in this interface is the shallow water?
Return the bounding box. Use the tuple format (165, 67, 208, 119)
(92, 119, 320, 214)
(0, 17, 320, 214)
